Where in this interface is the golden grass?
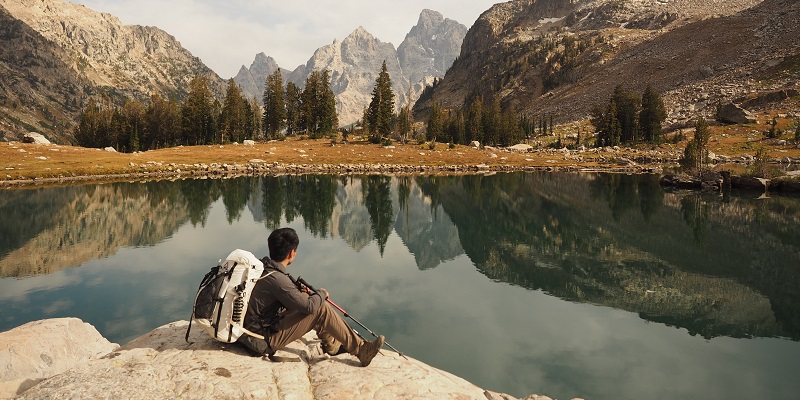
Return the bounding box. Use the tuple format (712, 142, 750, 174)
(2, 109, 798, 188)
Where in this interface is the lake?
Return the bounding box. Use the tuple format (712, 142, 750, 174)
(1, 172, 799, 400)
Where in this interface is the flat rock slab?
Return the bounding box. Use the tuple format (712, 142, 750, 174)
(14, 320, 497, 400)
(0, 318, 118, 399)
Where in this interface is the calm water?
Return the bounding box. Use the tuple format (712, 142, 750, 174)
(1, 172, 799, 400)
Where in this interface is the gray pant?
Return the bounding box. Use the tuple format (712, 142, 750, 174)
(239, 302, 362, 356)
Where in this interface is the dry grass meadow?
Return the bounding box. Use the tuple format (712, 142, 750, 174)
(2, 109, 799, 188)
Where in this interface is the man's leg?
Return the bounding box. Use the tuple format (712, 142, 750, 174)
(268, 303, 384, 366)
(270, 302, 361, 354)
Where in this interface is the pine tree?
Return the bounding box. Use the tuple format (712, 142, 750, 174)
(181, 75, 217, 146)
(681, 118, 711, 172)
(300, 70, 338, 138)
(366, 61, 395, 142)
(612, 85, 641, 144)
(120, 99, 145, 152)
(246, 97, 262, 140)
(639, 85, 667, 143)
(284, 82, 302, 136)
(220, 79, 249, 143)
(397, 107, 412, 144)
(795, 119, 800, 142)
(465, 96, 483, 144)
(262, 70, 286, 139)
(145, 94, 181, 149)
(483, 95, 501, 146)
(319, 70, 338, 135)
(75, 98, 101, 148)
(427, 101, 444, 142)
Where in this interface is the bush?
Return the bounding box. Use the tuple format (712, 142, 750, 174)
(795, 119, 800, 142)
(746, 147, 781, 178)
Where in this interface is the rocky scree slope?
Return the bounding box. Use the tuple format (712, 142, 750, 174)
(415, 0, 798, 128)
(0, 0, 225, 143)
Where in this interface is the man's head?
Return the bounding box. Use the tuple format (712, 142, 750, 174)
(268, 227, 299, 264)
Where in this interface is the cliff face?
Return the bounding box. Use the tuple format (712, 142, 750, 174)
(416, 0, 797, 127)
(232, 53, 288, 103)
(235, 9, 467, 126)
(0, 0, 225, 143)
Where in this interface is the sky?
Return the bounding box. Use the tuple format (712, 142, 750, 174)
(77, 0, 499, 79)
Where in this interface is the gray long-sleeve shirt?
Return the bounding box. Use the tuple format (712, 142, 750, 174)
(243, 258, 324, 335)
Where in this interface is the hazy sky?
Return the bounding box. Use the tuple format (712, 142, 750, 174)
(77, 0, 498, 79)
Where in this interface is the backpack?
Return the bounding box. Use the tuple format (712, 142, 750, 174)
(185, 249, 275, 343)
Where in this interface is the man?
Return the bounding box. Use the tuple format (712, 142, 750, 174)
(238, 227, 384, 367)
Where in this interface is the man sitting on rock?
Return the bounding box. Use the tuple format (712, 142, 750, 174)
(237, 227, 384, 367)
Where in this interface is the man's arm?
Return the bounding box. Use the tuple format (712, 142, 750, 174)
(271, 274, 326, 315)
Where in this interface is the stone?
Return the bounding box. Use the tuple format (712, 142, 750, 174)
(0, 318, 118, 398)
(470, 141, 481, 148)
(21, 133, 50, 145)
(103, 147, 117, 152)
(11, 320, 534, 400)
(717, 102, 757, 124)
(508, 144, 533, 152)
(243, 140, 256, 146)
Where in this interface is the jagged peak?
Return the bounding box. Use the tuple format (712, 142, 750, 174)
(346, 26, 377, 42)
(418, 9, 445, 26)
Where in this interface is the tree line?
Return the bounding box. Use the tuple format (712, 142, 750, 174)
(75, 76, 261, 152)
(75, 69, 341, 152)
(261, 69, 338, 139)
(590, 85, 667, 147)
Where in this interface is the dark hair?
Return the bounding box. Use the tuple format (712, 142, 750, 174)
(268, 228, 299, 261)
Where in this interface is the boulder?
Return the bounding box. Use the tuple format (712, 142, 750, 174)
(470, 141, 481, 148)
(243, 140, 256, 146)
(21, 133, 50, 145)
(737, 89, 800, 110)
(103, 147, 117, 153)
(0, 318, 118, 398)
(730, 175, 770, 191)
(508, 144, 533, 152)
(10, 320, 553, 400)
(717, 103, 756, 125)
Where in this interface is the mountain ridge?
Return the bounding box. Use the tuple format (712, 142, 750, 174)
(0, 0, 225, 143)
(235, 9, 467, 126)
(415, 0, 799, 128)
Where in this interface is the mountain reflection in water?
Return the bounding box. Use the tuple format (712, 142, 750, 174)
(1, 172, 799, 399)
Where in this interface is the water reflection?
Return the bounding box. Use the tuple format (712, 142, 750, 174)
(3, 172, 800, 399)
(1, 173, 799, 343)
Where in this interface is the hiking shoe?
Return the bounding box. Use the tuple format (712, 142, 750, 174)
(321, 340, 347, 356)
(356, 335, 384, 367)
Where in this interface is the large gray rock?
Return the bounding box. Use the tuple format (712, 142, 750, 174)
(0, 318, 118, 399)
(21, 133, 50, 145)
(716, 102, 757, 125)
(12, 320, 557, 400)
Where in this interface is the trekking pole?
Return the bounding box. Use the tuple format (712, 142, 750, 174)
(297, 277, 408, 360)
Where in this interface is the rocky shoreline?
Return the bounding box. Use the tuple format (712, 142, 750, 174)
(3, 140, 799, 190)
(0, 318, 570, 400)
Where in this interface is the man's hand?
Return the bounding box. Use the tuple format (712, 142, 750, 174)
(317, 288, 330, 300)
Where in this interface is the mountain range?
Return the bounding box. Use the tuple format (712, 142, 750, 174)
(234, 9, 467, 126)
(1, 0, 798, 145)
(0, 0, 465, 142)
(416, 0, 799, 128)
